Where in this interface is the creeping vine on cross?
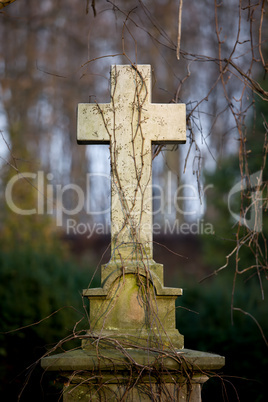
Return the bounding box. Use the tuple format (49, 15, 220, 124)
(77, 65, 186, 262)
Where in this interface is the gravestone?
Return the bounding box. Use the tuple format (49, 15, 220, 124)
(41, 65, 224, 401)
(78, 64, 185, 349)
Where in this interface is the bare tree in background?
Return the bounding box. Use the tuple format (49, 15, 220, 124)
(0, 0, 267, 329)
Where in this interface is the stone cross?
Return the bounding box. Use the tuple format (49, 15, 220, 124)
(77, 65, 186, 262)
(42, 67, 225, 400)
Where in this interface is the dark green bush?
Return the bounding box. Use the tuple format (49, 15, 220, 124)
(0, 246, 92, 401)
(177, 272, 268, 401)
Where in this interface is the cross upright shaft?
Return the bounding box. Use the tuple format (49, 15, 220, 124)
(78, 65, 186, 262)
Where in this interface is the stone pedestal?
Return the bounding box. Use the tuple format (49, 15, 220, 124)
(41, 261, 225, 401)
(41, 348, 224, 401)
(82, 260, 184, 350)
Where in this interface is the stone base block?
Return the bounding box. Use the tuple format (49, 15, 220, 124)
(41, 348, 225, 401)
(62, 377, 206, 401)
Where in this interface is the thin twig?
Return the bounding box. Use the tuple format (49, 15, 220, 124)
(177, 0, 183, 60)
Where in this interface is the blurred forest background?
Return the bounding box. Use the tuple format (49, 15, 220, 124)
(0, 0, 267, 401)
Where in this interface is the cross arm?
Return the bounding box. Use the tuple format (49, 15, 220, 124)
(146, 103, 186, 144)
(77, 103, 111, 144)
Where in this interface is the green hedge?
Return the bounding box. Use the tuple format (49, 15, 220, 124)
(0, 247, 92, 401)
(177, 273, 268, 401)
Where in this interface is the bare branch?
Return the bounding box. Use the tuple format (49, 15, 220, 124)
(0, 0, 16, 10)
(177, 0, 183, 60)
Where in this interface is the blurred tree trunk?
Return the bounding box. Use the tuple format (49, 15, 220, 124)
(0, 0, 267, 232)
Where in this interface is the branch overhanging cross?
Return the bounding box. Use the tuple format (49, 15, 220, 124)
(77, 65, 186, 262)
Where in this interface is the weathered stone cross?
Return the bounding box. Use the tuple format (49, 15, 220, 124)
(77, 65, 186, 262)
(42, 67, 225, 397)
